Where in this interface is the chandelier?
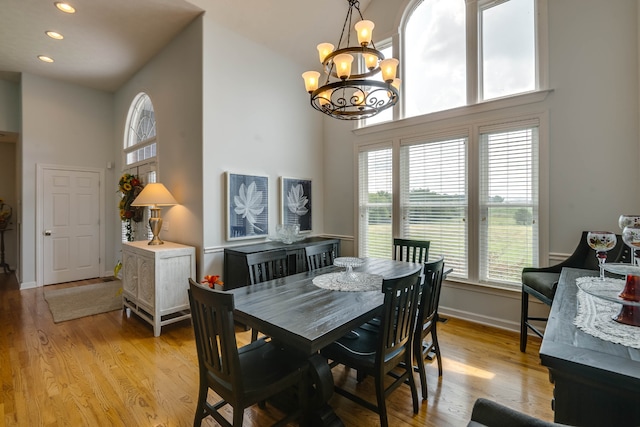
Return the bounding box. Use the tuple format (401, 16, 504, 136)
(302, 0, 401, 121)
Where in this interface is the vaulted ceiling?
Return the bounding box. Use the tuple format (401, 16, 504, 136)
(0, 0, 370, 93)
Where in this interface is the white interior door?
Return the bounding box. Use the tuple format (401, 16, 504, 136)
(43, 168, 101, 285)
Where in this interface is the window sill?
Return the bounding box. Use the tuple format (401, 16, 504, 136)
(353, 89, 554, 136)
(445, 276, 522, 296)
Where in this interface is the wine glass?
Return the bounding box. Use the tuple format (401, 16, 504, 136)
(619, 215, 640, 263)
(586, 231, 617, 280)
(622, 226, 640, 266)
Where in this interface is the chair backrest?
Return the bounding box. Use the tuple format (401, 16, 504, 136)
(416, 257, 445, 337)
(246, 250, 288, 285)
(377, 269, 422, 368)
(562, 231, 630, 270)
(393, 238, 430, 264)
(305, 243, 336, 271)
(188, 278, 243, 396)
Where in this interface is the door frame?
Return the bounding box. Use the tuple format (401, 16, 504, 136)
(36, 164, 106, 287)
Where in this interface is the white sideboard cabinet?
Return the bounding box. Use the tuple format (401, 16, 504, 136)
(122, 241, 196, 336)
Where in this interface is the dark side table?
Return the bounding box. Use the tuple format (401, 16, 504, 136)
(0, 228, 11, 273)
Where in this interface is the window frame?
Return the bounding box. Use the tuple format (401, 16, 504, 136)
(356, 0, 548, 129)
(354, 109, 549, 290)
(122, 92, 158, 243)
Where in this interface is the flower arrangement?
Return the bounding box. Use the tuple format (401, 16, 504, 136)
(118, 173, 145, 241)
(202, 275, 224, 289)
(0, 198, 12, 230)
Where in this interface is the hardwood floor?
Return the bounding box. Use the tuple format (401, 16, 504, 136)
(0, 272, 554, 426)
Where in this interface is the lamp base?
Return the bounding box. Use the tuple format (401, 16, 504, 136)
(148, 211, 164, 245)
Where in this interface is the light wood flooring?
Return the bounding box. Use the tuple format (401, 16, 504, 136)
(0, 273, 554, 426)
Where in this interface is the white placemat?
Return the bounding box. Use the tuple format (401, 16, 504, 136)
(574, 276, 640, 349)
(312, 272, 383, 292)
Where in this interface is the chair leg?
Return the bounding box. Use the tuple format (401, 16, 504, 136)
(520, 290, 529, 352)
(232, 407, 244, 427)
(375, 374, 389, 427)
(407, 359, 419, 414)
(251, 328, 258, 342)
(415, 339, 428, 400)
(193, 385, 207, 427)
(432, 325, 443, 377)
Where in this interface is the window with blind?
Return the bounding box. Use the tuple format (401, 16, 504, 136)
(358, 147, 393, 258)
(400, 137, 468, 278)
(479, 125, 538, 284)
(357, 118, 541, 288)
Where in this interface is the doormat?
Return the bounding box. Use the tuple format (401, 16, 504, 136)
(44, 280, 123, 323)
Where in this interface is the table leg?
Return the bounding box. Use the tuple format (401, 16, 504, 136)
(307, 354, 344, 427)
(268, 352, 344, 427)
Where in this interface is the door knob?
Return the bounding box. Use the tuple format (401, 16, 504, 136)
(44, 230, 52, 236)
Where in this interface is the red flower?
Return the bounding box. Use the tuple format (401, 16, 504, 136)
(202, 275, 224, 288)
(130, 178, 140, 187)
(124, 210, 133, 219)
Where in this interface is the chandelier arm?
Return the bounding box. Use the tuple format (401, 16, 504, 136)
(336, 2, 352, 51)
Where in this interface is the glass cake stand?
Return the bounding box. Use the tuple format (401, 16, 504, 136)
(577, 263, 640, 326)
(333, 257, 365, 284)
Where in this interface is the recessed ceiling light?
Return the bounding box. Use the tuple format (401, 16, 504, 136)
(45, 31, 64, 40)
(54, 2, 76, 14)
(38, 55, 55, 63)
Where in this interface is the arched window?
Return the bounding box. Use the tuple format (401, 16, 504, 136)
(125, 93, 157, 166)
(121, 93, 157, 242)
(404, 0, 466, 117)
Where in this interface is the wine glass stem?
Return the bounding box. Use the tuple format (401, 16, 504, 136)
(597, 253, 606, 280)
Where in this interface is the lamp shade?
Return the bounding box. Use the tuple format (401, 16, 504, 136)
(131, 183, 177, 207)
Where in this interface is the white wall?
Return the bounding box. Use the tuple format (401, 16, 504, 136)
(198, 11, 324, 281)
(114, 17, 204, 276)
(321, 0, 640, 331)
(19, 73, 113, 288)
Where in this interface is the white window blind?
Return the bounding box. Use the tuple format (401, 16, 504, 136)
(400, 138, 468, 278)
(479, 125, 538, 284)
(359, 147, 393, 258)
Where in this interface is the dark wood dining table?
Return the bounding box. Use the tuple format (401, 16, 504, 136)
(229, 257, 423, 426)
(540, 267, 640, 426)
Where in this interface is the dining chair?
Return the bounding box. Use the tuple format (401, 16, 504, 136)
(393, 238, 430, 263)
(320, 270, 422, 427)
(246, 250, 289, 341)
(414, 256, 445, 400)
(188, 279, 308, 427)
(246, 249, 289, 285)
(520, 231, 629, 352)
(304, 242, 336, 271)
(467, 398, 567, 427)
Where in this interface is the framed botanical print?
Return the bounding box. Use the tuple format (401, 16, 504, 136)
(226, 172, 269, 240)
(280, 176, 312, 233)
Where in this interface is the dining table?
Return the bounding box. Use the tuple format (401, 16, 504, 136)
(229, 257, 423, 427)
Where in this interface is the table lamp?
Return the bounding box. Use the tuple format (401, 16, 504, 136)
(131, 183, 177, 245)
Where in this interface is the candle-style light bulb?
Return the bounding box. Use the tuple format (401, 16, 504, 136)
(317, 43, 335, 63)
(334, 54, 354, 80)
(380, 58, 399, 82)
(355, 20, 375, 46)
(302, 71, 321, 93)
